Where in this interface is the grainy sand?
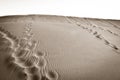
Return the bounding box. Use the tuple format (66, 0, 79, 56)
(0, 15, 120, 80)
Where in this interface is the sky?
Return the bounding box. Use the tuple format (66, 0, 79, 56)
(0, 0, 120, 19)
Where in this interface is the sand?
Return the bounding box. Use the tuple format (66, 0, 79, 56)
(0, 15, 120, 80)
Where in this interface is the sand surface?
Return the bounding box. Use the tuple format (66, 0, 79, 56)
(0, 15, 120, 80)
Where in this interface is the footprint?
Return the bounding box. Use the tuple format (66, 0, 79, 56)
(0, 27, 7, 36)
(6, 32, 17, 41)
(37, 57, 47, 70)
(4, 55, 15, 67)
(0, 27, 5, 31)
(5, 60, 16, 70)
(98, 27, 103, 30)
(29, 73, 41, 80)
(93, 31, 97, 35)
(22, 40, 38, 51)
(16, 55, 39, 68)
(107, 30, 112, 33)
(25, 33, 33, 40)
(77, 24, 81, 26)
(25, 66, 39, 75)
(35, 50, 46, 57)
(16, 70, 27, 80)
(0, 29, 17, 46)
(1, 46, 15, 55)
(19, 38, 28, 48)
(113, 33, 119, 37)
(45, 69, 59, 80)
(14, 48, 30, 58)
(16, 57, 33, 68)
(4, 57, 24, 72)
(0, 32, 4, 37)
(95, 34, 102, 40)
(92, 25, 96, 28)
(112, 45, 119, 50)
(0, 37, 11, 49)
(104, 40, 110, 45)
(88, 29, 92, 33)
(28, 40, 38, 50)
(41, 75, 50, 80)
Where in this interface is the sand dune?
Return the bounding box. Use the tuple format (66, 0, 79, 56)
(0, 15, 120, 80)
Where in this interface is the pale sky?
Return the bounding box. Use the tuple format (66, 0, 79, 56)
(0, 0, 120, 19)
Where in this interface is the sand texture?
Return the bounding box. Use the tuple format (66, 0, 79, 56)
(0, 15, 120, 80)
